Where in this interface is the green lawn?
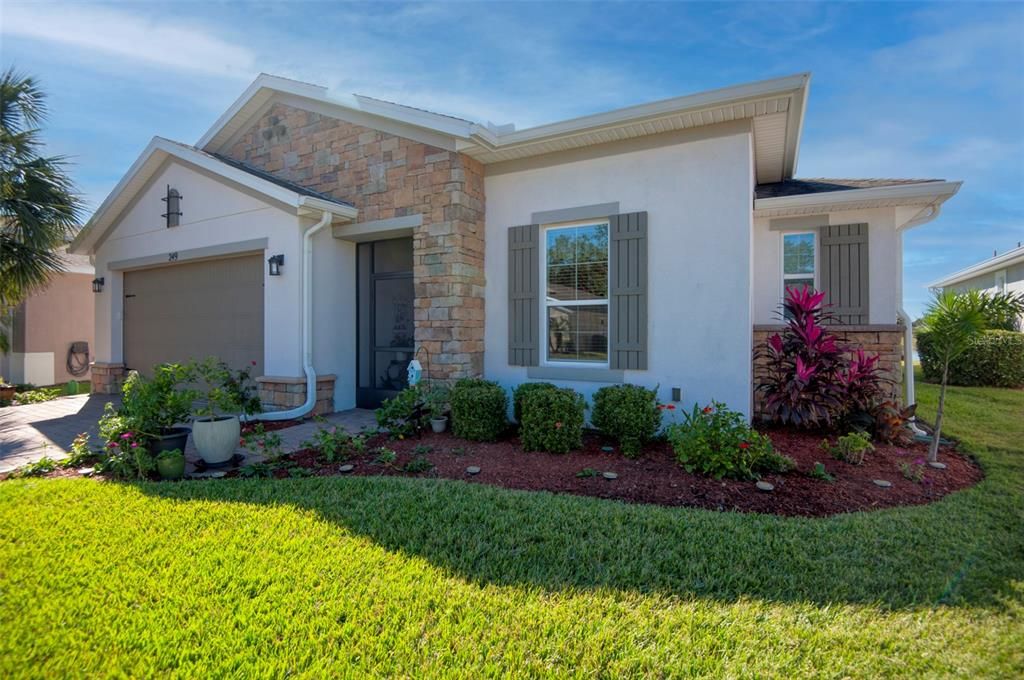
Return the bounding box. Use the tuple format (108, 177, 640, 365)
(1, 379, 1022, 677)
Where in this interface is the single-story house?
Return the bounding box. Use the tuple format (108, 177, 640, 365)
(1, 247, 95, 387)
(71, 72, 961, 418)
(929, 244, 1024, 321)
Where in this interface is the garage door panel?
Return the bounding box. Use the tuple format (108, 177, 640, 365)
(123, 255, 264, 376)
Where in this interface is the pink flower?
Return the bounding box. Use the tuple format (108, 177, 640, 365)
(120, 433, 132, 440)
(554, 421, 563, 430)
(130, 442, 138, 448)
(251, 360, 257, 366)
(666, 404, 676, 411)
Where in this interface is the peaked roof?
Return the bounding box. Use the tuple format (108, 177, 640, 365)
(197, 72, 811, 184)
(70, 137, 357, 255)
(929, 244, 1024, 289)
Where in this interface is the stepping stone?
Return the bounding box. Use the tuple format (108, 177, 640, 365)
(927, 461, 947, 470)
(756, 481, 774, 492)
(466, 466, 481, 475)
(77, 467, 95, 476)
(189, 470, 226, 479)
(339, 464, 354, 473)
(601, 446, 615, 453)
(873, 479, 892, 488)
(602, 472, 618, 480)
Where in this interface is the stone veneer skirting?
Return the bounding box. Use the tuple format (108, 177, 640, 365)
(752, 324, 905, 416)
(257, 374, 336, 417)
(90, 362, 126, 395)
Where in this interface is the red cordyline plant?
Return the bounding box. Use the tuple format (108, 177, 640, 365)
(756, 286, 888, 429)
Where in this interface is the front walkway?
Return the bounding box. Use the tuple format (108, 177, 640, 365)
(0, 395, 378, 474)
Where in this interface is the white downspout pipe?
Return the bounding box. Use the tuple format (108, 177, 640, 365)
(257, 210, 332, 421)
(897, 204, 942, 434)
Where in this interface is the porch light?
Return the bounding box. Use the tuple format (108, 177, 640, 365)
(268, 254, 284, 276)
(161, 185, 182, 228)
(91, 277, 104, 293)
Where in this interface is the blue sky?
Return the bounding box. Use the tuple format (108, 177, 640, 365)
(3, 0, 1022, 318)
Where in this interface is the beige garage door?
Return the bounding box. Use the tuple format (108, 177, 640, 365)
(123, 254, 264, 376)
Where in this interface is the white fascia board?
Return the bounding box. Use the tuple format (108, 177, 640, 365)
(754, 181, 962, 215)
(485, 72, 810, 147)
(927, 246, 1024, 289)
(784, 74, 811, 178)
(298, 195, 358, 221)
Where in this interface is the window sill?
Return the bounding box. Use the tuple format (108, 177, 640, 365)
(527, 366, 625, 383)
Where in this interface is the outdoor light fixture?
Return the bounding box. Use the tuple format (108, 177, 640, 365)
(268, 254, 284, 276)
(91, 277, 104, 293)
(161, 185, 182, 228)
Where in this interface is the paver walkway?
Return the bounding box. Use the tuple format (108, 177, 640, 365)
(0, 394, 377, 474)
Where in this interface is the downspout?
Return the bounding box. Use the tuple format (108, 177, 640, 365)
(257, 210, 332, 421)
(896, 204, 942, 432)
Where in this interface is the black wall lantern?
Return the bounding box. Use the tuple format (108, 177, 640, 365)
(161, 185, 182, 227)
(267, 254, 284, 276)
(91, 277, 104, 293)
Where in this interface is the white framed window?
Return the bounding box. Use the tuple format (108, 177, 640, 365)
(782, 231, 817, 297)
(543, 221, 609, 364)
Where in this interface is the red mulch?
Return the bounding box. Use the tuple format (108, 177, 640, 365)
(241, 419, 305, 434)
(257, 428, 982, 517)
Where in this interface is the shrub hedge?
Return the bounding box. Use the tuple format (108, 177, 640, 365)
(519, 386, 585, 454)
(450, 378, 508, 441)
(591, 384, 661, 457)
(918, 329, 1024, 388)
(512, 382, 558, 423)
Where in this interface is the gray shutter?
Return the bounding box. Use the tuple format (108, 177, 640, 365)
(508, 224, 540, 366)
(819, 223, 869, 324)
(609, 211, 648, 370)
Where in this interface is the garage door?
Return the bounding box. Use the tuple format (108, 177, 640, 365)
(123, 254, 264, 376)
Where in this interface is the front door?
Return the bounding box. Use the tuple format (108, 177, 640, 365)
(356, 238, 415, 408)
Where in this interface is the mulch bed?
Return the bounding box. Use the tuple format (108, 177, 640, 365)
(241, 419, 304, 434)
(249, 427, 982, 517)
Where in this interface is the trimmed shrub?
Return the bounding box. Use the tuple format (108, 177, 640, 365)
(591, 384, 661, 457)
(918, 329, 1024, 387)
(520, 386, 585, 454)
(666, 401, 794, 480)
(512, 382, 558, 423)
(376, 384, 430, 438)
(450, 378, 508, 441)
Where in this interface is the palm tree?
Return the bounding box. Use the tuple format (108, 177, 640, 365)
(1, 67, 84, 350)
(918, 290, 989, 464)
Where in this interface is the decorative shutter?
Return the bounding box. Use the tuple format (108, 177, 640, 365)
(609, 211, 648, 370)
(508, 224, 540, 366)
(818, 223, 869, 324)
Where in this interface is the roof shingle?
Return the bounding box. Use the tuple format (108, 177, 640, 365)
(755, 178, 945, 200)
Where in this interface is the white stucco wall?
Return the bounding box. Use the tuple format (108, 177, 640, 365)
(311, 224, 357, 410)
(484, 127, 755, 415)
(91, 159, 308, 380)
(752, 207, 902, 325)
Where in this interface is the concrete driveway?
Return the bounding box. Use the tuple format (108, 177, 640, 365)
(0, 394, 118, 473)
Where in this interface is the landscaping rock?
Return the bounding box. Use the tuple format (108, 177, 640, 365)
(189, 470, 226, 479)
(602, 472, 618, 480)
(77, 467, 95, 476)
(466, 466, 481, 475)
(600, 446, 615, 453)
(873, 479, 892, 488)
(339, 464, 354, 473)
(756, 481, 774, 492)
(928, 461, 947, 470)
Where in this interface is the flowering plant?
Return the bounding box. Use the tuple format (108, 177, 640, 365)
(95, 426, 156, 479)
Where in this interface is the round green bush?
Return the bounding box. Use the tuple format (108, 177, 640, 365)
(918, 329, 1024, 388)
(450, 378, 508, 441)
(520, 386, 585, 454)
(512, 382, 558, 423)
(590, 384, 661, 457)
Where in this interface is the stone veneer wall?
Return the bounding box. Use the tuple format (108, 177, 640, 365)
(90, 362, 125, 395)
(752, 324, 905, 417)
(256, 375, 336, 417)
(224, 104, 486, 381)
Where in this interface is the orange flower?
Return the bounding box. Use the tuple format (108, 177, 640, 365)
(702, 406, 713, 415)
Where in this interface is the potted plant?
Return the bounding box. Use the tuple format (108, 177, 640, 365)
(0, 376, 14, 404)
(119, 364, 195, 454)
(424, 383, 450, 433)
(187, 358, 261, 466)
(156, 448, 185, 480)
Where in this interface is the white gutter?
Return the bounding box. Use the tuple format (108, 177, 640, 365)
(897, 203, 943, 425)
(257, 210, 332, 421)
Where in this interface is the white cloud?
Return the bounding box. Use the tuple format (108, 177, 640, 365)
(1, 2, 256, 79)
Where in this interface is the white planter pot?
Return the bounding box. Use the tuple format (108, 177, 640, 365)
(430, 417, 448, 433)
(192, 416, 240, 466)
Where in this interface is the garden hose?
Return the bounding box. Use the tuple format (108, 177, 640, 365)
(66, 341, 90, 378)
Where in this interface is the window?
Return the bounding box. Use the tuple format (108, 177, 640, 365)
(782, 232, 816, 294)
(545, 222, 609, 363)
(995, 269, 1007, 294)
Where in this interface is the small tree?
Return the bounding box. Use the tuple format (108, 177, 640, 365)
(919, 291, 988, 463)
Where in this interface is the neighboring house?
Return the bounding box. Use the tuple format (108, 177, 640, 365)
(1, 247, 95, 386)
(70, 73, 961, 417)
(928, 245, 1024, 327)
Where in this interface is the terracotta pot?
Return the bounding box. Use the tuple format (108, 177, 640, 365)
(192, 416, 240, 466)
